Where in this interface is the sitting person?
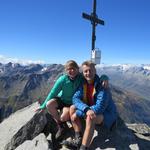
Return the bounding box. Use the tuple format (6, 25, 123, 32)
(35, 60, 83, 139)
(63, 60, 118, 150)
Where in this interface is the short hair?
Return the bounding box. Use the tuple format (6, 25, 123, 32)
(82, 60, 96, 68)
(65, 60, 79, 70)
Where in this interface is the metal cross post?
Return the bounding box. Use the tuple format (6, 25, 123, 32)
(82, 0, 104, 63)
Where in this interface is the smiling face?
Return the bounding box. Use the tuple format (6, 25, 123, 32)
(65, 60, 79, 80)
(66, 66, 79, 80)
(82, 61, 96, 82)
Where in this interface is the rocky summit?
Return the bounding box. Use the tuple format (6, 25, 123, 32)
(0, 62, 150, 150)
(0, 102, 149, 150)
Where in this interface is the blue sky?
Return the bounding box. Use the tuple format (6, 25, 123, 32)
(0, 0, 150, 65)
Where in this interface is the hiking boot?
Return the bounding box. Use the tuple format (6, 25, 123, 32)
(79, 145, 89, 150)
(62, 137, 82, 149)
(55, 127, 65, 140)
(79, 147, 88, 150)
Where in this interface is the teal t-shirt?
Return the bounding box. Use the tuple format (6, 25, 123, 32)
(40, 73, 83, 109)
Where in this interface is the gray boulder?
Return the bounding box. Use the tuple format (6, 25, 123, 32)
(15, 133, 51, 150)
(0, 102, 47, 150)
(0, 103, 150, 150)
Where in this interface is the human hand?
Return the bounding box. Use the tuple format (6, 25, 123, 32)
(86, 109, 96, 119)
(102, 80, 109, 89)
(34, 106, 44, 113)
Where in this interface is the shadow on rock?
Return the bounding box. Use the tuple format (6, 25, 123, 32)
(90, 117, 150, 150)
(43, 112, 74, 150)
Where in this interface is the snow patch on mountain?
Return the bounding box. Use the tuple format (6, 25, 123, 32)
(0, 55, 45, 65)
(96, 63, 150, 72)
(143, 65, 150, 71)
(41, 67, 48, 72)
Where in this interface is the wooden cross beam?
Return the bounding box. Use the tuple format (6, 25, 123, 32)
(82, 0, 104, 51)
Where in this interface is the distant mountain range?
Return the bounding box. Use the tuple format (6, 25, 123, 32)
(0, 62, 150, 126)
(0, 62, 64, 122)
(96, 64, 150, 100)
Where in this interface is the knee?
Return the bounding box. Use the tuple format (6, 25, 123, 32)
(70, 105, 76, 115)
(46, 99, 57, 111)
(70, 105, 76, 111)
(46, 101, 52, 109)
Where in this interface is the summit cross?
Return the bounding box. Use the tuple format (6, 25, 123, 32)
(82, 0, 104, 51)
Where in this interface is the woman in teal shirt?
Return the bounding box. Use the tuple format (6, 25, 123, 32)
(36, 60, 83, 140)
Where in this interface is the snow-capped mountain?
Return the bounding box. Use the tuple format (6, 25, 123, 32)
(0, 55, 45, 66)
(96, 64, 150, 100)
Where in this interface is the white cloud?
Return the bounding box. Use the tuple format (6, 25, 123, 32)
(0, 55, 45, 65)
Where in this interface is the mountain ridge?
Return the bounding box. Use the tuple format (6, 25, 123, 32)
(0, 62, 150, 126)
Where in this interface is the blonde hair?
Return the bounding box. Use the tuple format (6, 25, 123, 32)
(65, 60, 79, 70)
(82, 60, 96, 68)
